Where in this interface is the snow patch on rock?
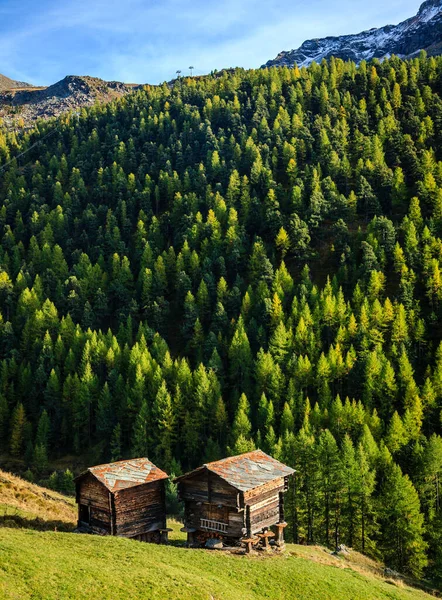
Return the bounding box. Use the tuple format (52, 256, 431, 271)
(263, 0, 442, 68)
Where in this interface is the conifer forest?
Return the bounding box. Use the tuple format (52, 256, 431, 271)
(1, 54, 442, 580)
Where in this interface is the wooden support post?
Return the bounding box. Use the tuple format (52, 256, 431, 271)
(279, 491, 285, 522)
(159, 528, 173, 544)
(276, 491, 287, 548)
(188, 530, 195, 547)
(242, 503, 257, 554)
(275, 522, 287, 548)
(180, 526, 197, 547)
(257, 530, 275, 551)
(241, 537, 258, 554)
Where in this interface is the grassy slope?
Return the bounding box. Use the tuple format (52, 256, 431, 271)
(0, 469, 75, 530)
(0, 470, 435, 600)
(0, 529, 434, 600)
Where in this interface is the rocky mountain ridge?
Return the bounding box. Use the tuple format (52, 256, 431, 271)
(0, 74, 141, 129)
(264, 0, 442, 68)
(0, 73, 33, 93)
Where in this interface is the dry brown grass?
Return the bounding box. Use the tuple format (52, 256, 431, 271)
(0, 468, 76, 530)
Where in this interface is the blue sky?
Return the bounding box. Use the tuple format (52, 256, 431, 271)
(0, 0, 424, 85)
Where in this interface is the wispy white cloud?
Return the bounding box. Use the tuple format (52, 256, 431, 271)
(0, 0, 424, 85)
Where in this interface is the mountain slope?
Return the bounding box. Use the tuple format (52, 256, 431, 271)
(0, 75, 141, 129)
(0, 468, 76, 530)
(0, 73, 33, 92)
(1, 56, 442, 580)
(0, 473, 437, 599)
(2, 528, 435, 600)
(264, 0, 442, 68)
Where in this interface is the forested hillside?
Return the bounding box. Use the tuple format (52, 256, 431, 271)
(1, 53, 442, 581)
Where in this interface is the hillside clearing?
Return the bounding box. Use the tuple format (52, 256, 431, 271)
(0, 469, 437, 599)
(0, 527, 435, 600)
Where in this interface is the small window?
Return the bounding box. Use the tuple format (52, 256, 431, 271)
(79, 504, 90, 524)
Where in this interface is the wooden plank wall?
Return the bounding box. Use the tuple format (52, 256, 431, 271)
(228, 510, 245, 537)
(76, 473, 112, 534)
(114, 480, 166, 538)
(178, 470, 239, 508)
(245, 478, 285, 535)
(184, 500, 245, 538)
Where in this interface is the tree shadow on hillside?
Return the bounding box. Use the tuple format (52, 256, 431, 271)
(0, 513, 75, 532)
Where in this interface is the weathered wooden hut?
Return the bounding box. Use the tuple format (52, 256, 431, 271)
(174, 450, 295, 547)
(75, 458, 169, 542)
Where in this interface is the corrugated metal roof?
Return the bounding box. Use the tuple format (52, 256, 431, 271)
(176, 450, 295, 492)
(78, 458, 168, 492)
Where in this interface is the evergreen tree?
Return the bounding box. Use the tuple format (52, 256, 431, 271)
(132, 398, 150, 457)
(378, 459, 428, 576)
(10, 403, 27, 457)
(110, 423, 122, 462)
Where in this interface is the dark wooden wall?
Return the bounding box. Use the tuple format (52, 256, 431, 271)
(177, 470, 239, 507)
(178, 471, 289, 540)
(76, 473, 112, 535)
(76, 475, 167, 539)
(178, 470, 244, 538)
(183, 500, 245, 538)
(114, 480, 166, 538)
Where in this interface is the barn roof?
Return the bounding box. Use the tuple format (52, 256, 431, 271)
(75, 458, 168, 492)
(175, 450, 295, 492)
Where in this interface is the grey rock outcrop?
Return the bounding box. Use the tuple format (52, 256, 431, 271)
(0, 75, 142, 129)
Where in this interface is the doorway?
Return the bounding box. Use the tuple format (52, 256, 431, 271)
(79, 504, 90, 525)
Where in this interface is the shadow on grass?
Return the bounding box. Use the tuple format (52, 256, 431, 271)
(166, 538, 187, 548)
(0, 513, 75, 532)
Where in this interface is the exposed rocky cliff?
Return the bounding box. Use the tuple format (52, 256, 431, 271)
(0, 75, 141, 129)
(264, 0, 442, 68)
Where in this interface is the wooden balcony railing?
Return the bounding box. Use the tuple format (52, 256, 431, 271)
(200, 518, 228, 533)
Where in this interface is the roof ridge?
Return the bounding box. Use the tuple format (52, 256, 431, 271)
(77, 457, 169, 492)
(204, 448, 268, 468)
(88, 456, 153, 470)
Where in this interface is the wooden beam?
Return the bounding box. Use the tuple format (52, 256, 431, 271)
(246, 505, 252, 538)
(110, 493, 116, 536)
(109, 493, 114, 535)
(208, 470, 212, 504)
(279, 491, 285, 523)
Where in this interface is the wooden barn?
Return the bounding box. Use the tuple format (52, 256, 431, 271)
(175, 450, 295, 548)
(75, 458, 169, 543)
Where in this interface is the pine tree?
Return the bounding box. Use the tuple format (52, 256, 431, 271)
(280, 402, 295, 435)
(132, 399, 150, 458)
(355, 444, 376, 554)
(275, 227, 290, 258)
(318, 429, 343, 549)
(33, 443, 48, 474)
(0, 394, 9, 451)
(386, 411, 408, 454)
(35, 409, 50, 450)
(110, 424, 122, 462)
(341, 435, 359, 548)
(294, 427, 320, 544)
(228, 317, 252, 398)
(378, 461, 427, 577)
(152, 380, 175, 469)
(231, 393, 252, 445)
(10, 403, 27, 457)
